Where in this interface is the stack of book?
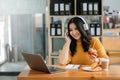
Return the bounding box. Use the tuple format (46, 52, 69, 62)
(76, 0, 101, 15)
(50, 20, 62, 36)
(50, 0, 74, 15)
(89, 23, 102, 36)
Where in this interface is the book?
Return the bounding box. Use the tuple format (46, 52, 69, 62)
(65, 64, 80, 70)
(50, 23, 56, 36)
(95, 23, 101, 36)
(56, 24, 62, 36)
(65, 2, 71, 15)
(50, 0, 59, 15)
(54, 3, 59, 15)
(90, 23, 95, 36)
(59, 3, 65, 15)
(93, 2, 98, 15)
(82, 2, 88, 15)
(88, 2, 93, 15)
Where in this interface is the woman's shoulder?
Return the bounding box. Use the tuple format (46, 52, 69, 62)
(90, 37, 102, 48)
(91, 37, 100, 43)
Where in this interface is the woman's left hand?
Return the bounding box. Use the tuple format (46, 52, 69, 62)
(88, 48, 99, 62)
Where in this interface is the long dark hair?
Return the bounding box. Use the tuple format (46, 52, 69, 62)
(67, 17, 92, 56)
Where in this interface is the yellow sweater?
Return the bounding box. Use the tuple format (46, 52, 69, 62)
(59, 37, 109, 65)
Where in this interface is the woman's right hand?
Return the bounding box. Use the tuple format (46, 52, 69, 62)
(65, 32, 71, 43)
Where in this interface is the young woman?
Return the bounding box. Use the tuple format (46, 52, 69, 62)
(58, 17, 109, 70)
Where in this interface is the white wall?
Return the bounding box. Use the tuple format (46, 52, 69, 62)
(0, 0, 46, 15)
(11, 14, 34, 60)
(103, 0, 120, 11)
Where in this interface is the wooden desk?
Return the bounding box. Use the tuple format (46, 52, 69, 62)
(17, 65, 120, 80)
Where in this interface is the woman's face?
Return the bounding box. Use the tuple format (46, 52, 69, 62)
(69, 23, 81, 41)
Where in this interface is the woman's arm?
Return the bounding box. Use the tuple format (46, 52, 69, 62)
(92, 38, 109, 59)
(58, 41, 71, 65)
(90, 37, 109, 70)
(58, 34, 71, 65)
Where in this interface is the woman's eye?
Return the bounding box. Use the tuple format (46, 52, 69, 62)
(69, 29, 72, 31)
(75, 28, 78, 30)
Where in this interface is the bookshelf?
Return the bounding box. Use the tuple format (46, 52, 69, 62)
(48, 0, 103, 65)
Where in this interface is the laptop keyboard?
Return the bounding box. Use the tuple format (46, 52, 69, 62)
(48, 67, 65, 72)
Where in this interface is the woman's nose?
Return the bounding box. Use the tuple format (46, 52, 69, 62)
(72, 30, 77, 34)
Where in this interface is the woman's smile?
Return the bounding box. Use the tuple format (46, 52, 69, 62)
(69, 23, 81, 40)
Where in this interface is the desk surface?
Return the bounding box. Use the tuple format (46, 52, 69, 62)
(17, 65, 120, 80)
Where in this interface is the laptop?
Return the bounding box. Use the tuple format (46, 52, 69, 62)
(22, 52, 65, 73)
